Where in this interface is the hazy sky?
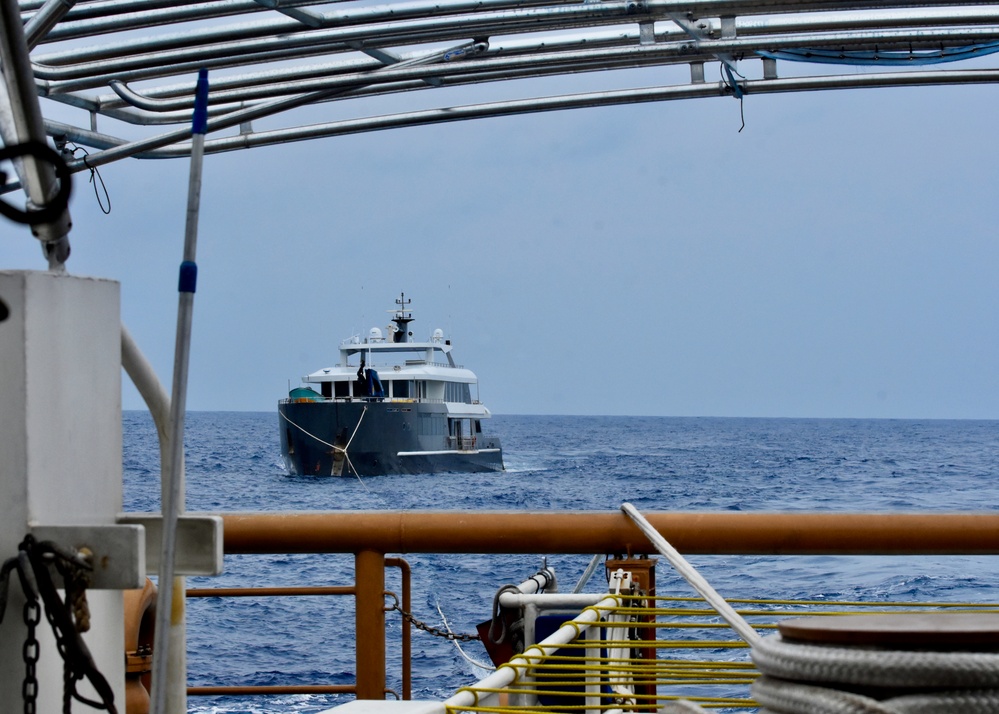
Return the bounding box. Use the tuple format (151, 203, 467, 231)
(5, 68, 999, 418)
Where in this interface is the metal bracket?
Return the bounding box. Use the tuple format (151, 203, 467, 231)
(29, 524, 145, 589)
(117, 513, 224, 576)
(639, 21, 655, 46)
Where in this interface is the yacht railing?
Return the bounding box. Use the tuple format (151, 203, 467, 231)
(280, 396, 462, 405)
(448, 436, 478, 450)
(332, 362, 463, 369)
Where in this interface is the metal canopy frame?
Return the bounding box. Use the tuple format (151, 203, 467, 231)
(9, 0, 999, 166)
(4, 0, 999, 262)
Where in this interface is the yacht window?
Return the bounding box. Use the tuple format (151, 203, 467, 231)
(445, 381, 471, 402)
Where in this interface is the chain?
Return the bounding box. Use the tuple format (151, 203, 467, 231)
(4, 536, 117, 714)
(22, 599, 40, 714)
(386, 596, 480, 642)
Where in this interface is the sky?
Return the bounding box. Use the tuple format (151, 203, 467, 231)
(4, 62, 999, 418)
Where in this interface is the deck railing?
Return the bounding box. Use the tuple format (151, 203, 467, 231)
(183, 511, 999, 708)
(183, 556, 412, 700)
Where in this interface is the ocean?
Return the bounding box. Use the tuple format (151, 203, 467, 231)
(122, 412, 999, 714)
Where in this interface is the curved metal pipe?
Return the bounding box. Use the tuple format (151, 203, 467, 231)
(47, 66, 999, 170)
(120, 323, 171, 451)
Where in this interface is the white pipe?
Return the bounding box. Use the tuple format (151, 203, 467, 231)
(621, 502, 760, 645)
(499, 592, 603, 609)
(120, 323, 170, 467)
(444, 593, 620, 710)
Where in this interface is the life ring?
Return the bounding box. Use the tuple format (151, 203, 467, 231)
(123, 578, 157, 714)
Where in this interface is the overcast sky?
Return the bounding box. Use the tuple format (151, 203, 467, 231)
(5, 68, 999, 418)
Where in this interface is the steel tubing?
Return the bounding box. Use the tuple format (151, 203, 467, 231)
(33, 2, 648, 74)
(36, 16, 999, 87)
(0, 0, 72, 266)
(79, 5, 999, 112)
(444, 593, 619, 710)
(355, 550, 386, 699)
(53, 66, 999, 168)
(85, 20, 999, 113)
(188, 685, 357, 696)
(385, 557, 411, 700)
(220, 511, 999, 556)
(33, 0, 999, 47)
(185, 586, 356, 597)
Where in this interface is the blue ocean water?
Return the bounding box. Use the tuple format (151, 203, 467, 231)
(122, 413, 999, 713)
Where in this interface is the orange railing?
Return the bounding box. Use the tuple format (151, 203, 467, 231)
(185, 556, 411, 700)
(182, 510, 999, 703)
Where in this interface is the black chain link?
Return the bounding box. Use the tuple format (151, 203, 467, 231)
(387, 597, 481, 642)
(22, 599, 40, 714)
(2, 536, 117, 714)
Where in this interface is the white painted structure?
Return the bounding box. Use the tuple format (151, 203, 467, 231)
(0, 270, 136, 713)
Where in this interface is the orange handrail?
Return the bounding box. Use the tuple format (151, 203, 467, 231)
(184, 554, 412, 701)
(220, 511, 999, 556)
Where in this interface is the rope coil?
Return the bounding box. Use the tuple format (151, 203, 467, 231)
(752, 634, 999, 713)
(754, 635, 999, 689)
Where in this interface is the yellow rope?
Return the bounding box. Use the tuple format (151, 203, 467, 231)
(451, 595, 999, 714)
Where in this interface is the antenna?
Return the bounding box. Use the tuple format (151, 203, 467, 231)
(388, 292, 414, 343)
(394, 292, 412, 317)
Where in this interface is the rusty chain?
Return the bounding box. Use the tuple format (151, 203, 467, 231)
(385, 593, 481, 642)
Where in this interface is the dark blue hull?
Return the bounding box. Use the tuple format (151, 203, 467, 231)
(278, 400, 504, 476)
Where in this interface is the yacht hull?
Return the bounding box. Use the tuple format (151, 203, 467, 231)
(278, 400, 504, 476)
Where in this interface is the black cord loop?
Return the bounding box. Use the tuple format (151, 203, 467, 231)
(0, 141, 73, 225)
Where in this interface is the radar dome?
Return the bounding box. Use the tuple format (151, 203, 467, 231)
(432, 328, 444, 342)
(369, 327, 383, 340)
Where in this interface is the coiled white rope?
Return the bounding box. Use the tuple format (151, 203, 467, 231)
(751, 635, 999, 713)
(754, 676, 999, 714)
(753, 635, 999, 689)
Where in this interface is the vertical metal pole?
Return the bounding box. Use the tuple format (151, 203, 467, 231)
(0, 0, 72, 268)
(355, 550, 386, 699)
(150, 68, 209, 714)
(385, 558, 411, 700)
